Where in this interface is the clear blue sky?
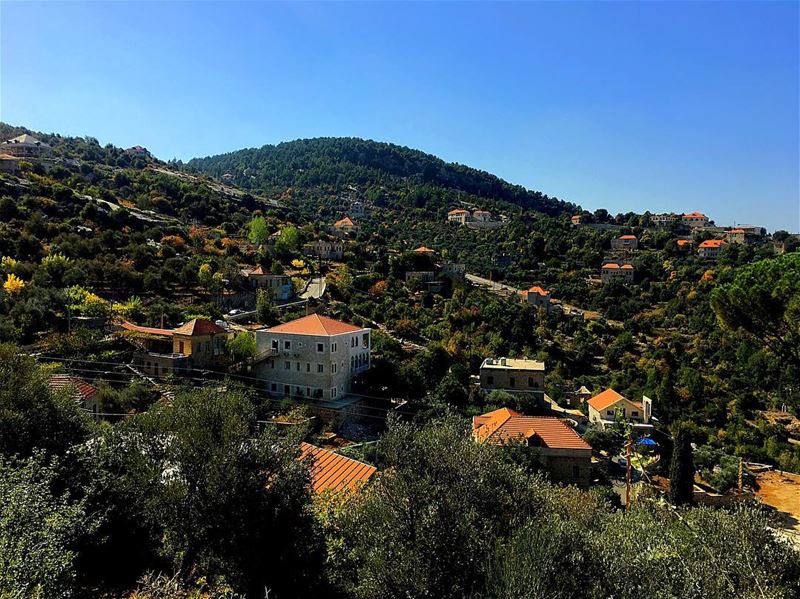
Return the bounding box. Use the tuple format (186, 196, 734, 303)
(2, 2, 798, 232)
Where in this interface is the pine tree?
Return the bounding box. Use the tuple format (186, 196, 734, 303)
(669, 423, 695, 505)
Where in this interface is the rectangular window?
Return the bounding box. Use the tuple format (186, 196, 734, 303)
(509, 377, 515, 387)
(573, 465, 580, 479)
(284, 385, 290, 396)
(363, 333, 369, 348)
(487, 375, 494, 385)
(606, 410, 614, 417)
(332, 363, 337, 373)
(528, 377, 535, 387)
(296, 362, 300, 371)
(271, 339, 278, 350)
(317, 364, 324, 373)
(284, 340, 291, 350)
(270, 383, 277, 392)
(331, 387, 337, 398)
(284, 361, 291, 370)
(317, 343, 324, 352)
(306, 363, 311, 372)
(631, 411, 639, 417)
(332, 342, 337, 352)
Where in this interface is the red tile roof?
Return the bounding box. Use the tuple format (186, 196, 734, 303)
(728, 228, 746, 234)
(121, 321, 174, 337)
(525, 286, 549, 296)
(676, 239, 693, 247)
(49, 374, 98, 403)
(267, 313, 364, 336)
(300, 442, 377, 492)
(245, 265, 266, 276)
(174, 319, 226, 336)
(619, 235, 637, 240)
(448, 209, 469, 215)
(698, 239, 726, 248)
(621, 264, 634, 270)
(587, 388, 642, 412)
(602, 263, 619, 269)
(335, 216, 355, 227)
(472, 408, 591, 450)
(683, 212, 707, 218)
(413, 246, 436, 254)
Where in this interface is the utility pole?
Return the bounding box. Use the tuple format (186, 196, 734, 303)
(625, 434, 633, 511)
(738, 458, 743, 494)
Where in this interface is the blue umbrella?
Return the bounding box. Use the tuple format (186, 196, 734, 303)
(637, 437, 657, 446)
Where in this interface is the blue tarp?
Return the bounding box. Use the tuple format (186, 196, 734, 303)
(637, 437, 657, 446)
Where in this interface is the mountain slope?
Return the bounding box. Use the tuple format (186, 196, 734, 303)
(187, 137, 577, 217)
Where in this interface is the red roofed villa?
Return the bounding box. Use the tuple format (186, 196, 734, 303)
(698, 239, 727, 259)
(300, 442, 377, 493)
(446, 208, 471, 225)
(333, 216, 359, 236)
(473, 407, 592, 487)
(520, 285, 552, 311)
(49, 374, 99, 415)
(600, 262, 635, 283)
(611, 234, 639, 250)
(682, 211, 710, 228)
(587, 388, 653, 432)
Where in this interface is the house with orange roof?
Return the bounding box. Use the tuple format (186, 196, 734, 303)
(571, 214, 583, 226)
(725, 228, 752, 245)
(412, 245, 436, 255)
(479, 357, 545, 399)
(600, 262, 635, 283)
(241, 265, 293, 300)
(520, 285, 552, 312)
(697, 239, 727, 259)
(333, 216, 359, 236)
(120, 318, 230, 376)
(254, 313, 371, 402)
(49, 374, 100, 416)
(446, 208, 471, 225)
(611, 234, 639, 251)
(676, 238, 694, 251)
(300, 442, 377, 493)
(473, 407, 592, 487)
(587, 388, 653, 432)
(682, 211, 710, 228)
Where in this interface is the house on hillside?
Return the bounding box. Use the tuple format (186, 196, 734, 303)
(571, 215, 583, 226)
(120, 319, 230, 375)
(473, 408, 592, 487)
(439, 262, 466, 279)
(611, 235, 639, 250)
(412, 246, 436, 255)
(697, 239, 726, 259)
(0, 153, 20, 174)
(736, 224, 765, 237)
(333, 216, 359, 237)
(652, 213, 678, 226)
(253, 314, 371, 402)
(305, 239, 345, 261)
(241, 266, 293, 300)
(480, 357, 545, 398)
(49, 374, 99, 416)
(300, 442, 377, 493)
(682, 212, 710, 228)
(600, 262, 635, 283)
(447, 208, 471, 225)
(587, 388, 653, 432)
(126, 145, 150, 156)
(472, 209, 492, 222)
(565, 385, 592, 408)
(1, 134, 51, 158)
(726, 229, 748, 245)
(676, 239, 694, 251)
(520, 286, 552, 312)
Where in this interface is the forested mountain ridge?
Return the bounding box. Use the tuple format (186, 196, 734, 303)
(187, 136, 577, 217)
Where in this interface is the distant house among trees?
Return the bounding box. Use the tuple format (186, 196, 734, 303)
(447, 208, 471, 225)
(587, 388, 653, 432)
(520, 285, 552, 312)
(682, 211, 710, 228)
(333, 216, 359, 236)
(479, 357, 545, 399)
(600, 262, 635, 283)
(698, 239, 726, 259)
(611, 234, 638, 250)
(49, 374, 99, 416)
(0, 153, 20, 174)
(1, 134, 51, 158)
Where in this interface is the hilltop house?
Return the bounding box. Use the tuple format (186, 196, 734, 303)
(472, 209, 492, 222)
(480, 357, 545, 398)
(254, 314, 370, 402)
(611, 235, 639, 250)
(447, 208, 471, 225)
(682, 212, 710, 228)
(305, 239, 345, 261)
(676, 239, 694, 251)
(49, 374, 99, 417)
(120, 319, 230, 375)
(1, 134, 52, 158)
(0, 153, 20, 174)
(600, 262, 635, 283)
(473, 408, 592, 487)
(241, 266, 293, 301)
(300, 442, 377, 493)
(697, 239, 726, 259)
(571, 215, 583, 226)
(726, 229, 748, 245)
(333, 216, 359, 237)
(652, 213, 678, 226)
(520, 286, 552, 312)
(587, 388, 653, 432)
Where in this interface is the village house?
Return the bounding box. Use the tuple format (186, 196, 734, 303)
(305, 239, 345, 261)
(412, 245, 436, 255)
(438, 262, 466, 279)
(405, 270, 444, 293)
(473, 408, 592, 487)
(600, 262, 635, 283)
(1, 134, 52, 158)
(520, 285, 552, 313)
(472, 209, 492, 222)
(480, 357, 545, 397)
(611, 234, 639, 250)
(300, 442, 377, 493)
(571, 214, 583, 226)
(121, 319, 230, 376)
(49, 374, 100, 417)
(333, 216, 359, 237)
(698, 239, 727, 259)
(726, 229, 748, 245)
(676, 239, 694, 251)
(587, 388, 653, 432)
(241, 266, 293, 301)
(0, 153, 20, 174)
(652, 213, 678, 226)
(565, 385, 592, 408)
(447, 208, 471, 225)
(682, 212, 710, 228)
(254, 314, 371, 402)
(736, 224, 766, 237)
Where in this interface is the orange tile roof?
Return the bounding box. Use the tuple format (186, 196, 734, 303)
(473, 408, 591, 450)
(526, 285, 549, 296)
(728, 228, 746, 234)
(619, 235, 637, 240)
(413, 246, 436, 253)
(602, 263, 619, 269)
(245, 265, 266, 276)
(683, 212, 707, 218)
(121, 321, 174, 337)
(448, 209, 469, 215)
(300, 442, 377, 492)
(49, 374, 98, 403)
(335, 216, 355, 227)
(676, 239, 693, 246)
(587, 388, 625, 411)
(174, 319, 226, 336)
(698, 239, 726, 248)
(267, 313, 364, 336)
(621, 264, 634, 270)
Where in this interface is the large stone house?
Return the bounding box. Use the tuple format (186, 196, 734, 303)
(473, 408, 592, 488)
(447, 208, 470, 225)
(682, 212, 710, 228)
(611, 235, 638, 250)
(1, 134, 51, 158)
(305, 239, 344, 261)
(254, 314, 370, 401)
(520, 285, 552, 312)
(241, 266, 293, 300)
(0, 153, 20, 174)
(333, 216, 359, 236)
(121, 319, 230, 375)
(697, 239, 726, 259)
(652, 213, 678, 226)
(587, 388, 653, 432)
(600, 262, 635, 283)
(479, 357, 545, 396)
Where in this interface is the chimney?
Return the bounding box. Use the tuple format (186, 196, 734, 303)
(642, 395, 653, 424)
(500, 357, 507, 366)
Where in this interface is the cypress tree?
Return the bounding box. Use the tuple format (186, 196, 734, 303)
(669, 423, 695, 505)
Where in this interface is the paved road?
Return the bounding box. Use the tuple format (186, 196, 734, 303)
(301, 276, 326, 299)
(465, 273, 520, 295)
